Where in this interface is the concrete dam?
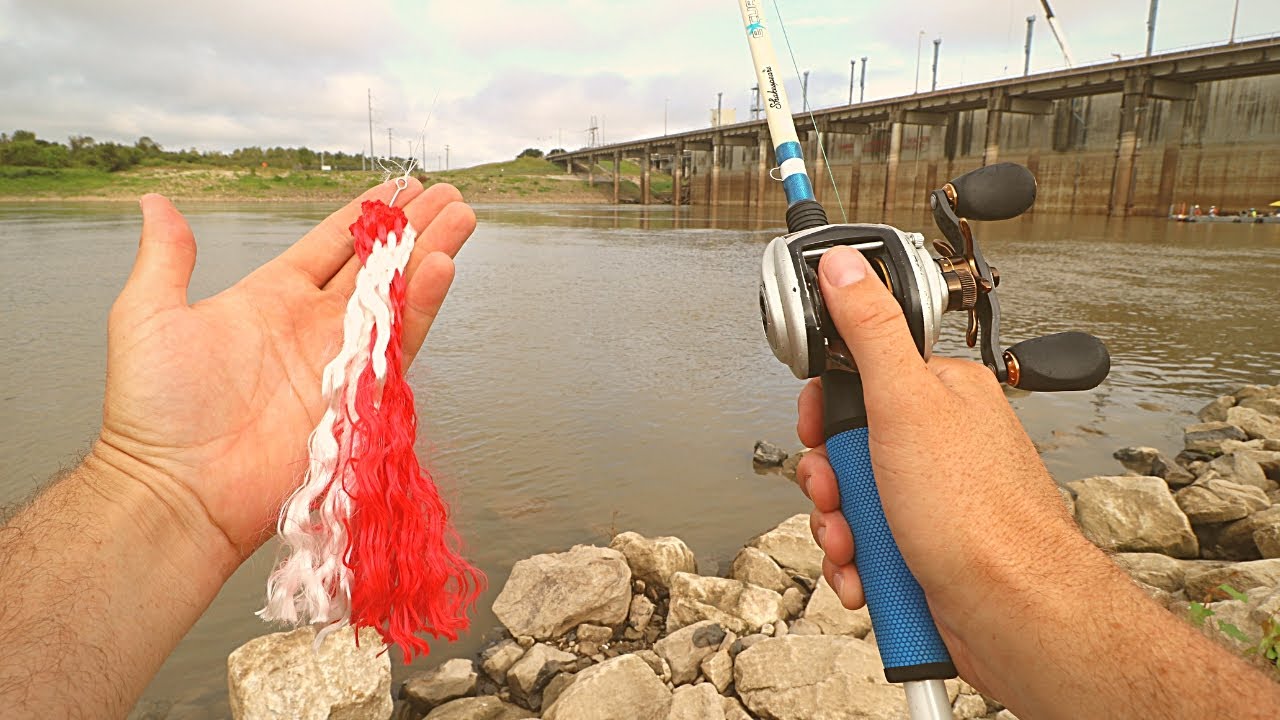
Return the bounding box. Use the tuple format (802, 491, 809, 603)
(548, 37, 1280, 217)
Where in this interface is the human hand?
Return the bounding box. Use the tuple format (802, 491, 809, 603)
(794, 246, 1109, 697)
(92, 180, 475, 560)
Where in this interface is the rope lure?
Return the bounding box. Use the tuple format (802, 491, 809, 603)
(260, 185, 482, 660)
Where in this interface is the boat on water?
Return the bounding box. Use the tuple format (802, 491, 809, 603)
(1169, 202, 1280, 224)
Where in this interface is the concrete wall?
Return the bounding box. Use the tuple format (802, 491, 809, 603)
(687, 74, 1280, 216)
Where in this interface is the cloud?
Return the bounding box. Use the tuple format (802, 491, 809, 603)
(0, 0, 1276, 165)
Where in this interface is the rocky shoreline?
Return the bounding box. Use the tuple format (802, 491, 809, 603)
(226, 384, 1280, 720)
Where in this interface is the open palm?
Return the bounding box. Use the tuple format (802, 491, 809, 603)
(96, 180, 475, 557)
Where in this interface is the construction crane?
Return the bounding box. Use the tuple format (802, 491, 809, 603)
(1039, 0, 1076, 67)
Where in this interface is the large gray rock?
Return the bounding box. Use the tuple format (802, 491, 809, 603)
(227, 626, 391, 720)
(1237, 449, 1280, 479)
(1112, 446, 1193, 485)
(1068, 476, 1199, 558)
(722, 696, 753, 720)
(480, 640, 524, 684)
(1209, 506, 1280, 561)
(735, 635, 906, 720)
(1197, 396, 1236, 423)
(492, 545, 631, 639)
(507, 643, 575, 704)
(754, 440, 789, 467)
(1184, 558, 1280, 601)
(425, 697, 534, 720)
(667, 572, 784, 635)
(748, 514, 824, 579)
(607, 532, 696, 594)
(1184, 422, 1249, 455)
(668, 683, 727, 720)
(1174, 477, 1270, 524)
(653, 620, 726, 685)
(1204, 453, 1270, 490)
(1109, 553, 1188, 593)
(543, 654, 671, 720)
(701, 645, 735, 693)
(1228, 406, 1280, 442)
(731, 546, 798, 595)
(1239, 397, 1280, 418)
(1256, 523, 1280, 559)
(803, 577, 872, 638)
(402, 659, 477, 712)
(627, 594, 656, 633)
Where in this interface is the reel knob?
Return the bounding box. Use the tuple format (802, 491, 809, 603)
(1003, 332, 1111, 392)
(942, 162, 1038, 220)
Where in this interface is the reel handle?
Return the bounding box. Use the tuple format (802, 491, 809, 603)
(1005, 331, 1111, 392)
(822, 371, 957, 685)
(948, 162, 1037, 220)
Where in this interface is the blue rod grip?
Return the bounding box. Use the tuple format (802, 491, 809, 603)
(826, 426, 956, 683)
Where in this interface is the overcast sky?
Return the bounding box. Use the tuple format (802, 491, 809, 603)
(2, 0, 1276, 168)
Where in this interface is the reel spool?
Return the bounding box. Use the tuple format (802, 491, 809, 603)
(760, 162, 1110, 393)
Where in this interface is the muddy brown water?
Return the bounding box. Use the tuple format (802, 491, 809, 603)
(0, 201, 1277, 717)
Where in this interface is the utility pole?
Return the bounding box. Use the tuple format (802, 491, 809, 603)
(664, 98, 669, 136)
(387, 128, 392, 161)
(715, 92, 723, 127)
(849, 59, 856, 105)
(1230, 0, 1241, 42)
(421, 132, 426, 169)
(751, 85, 760, 120)
(914, 30, 925, 93)
(444, 145, 450, 170)
(1024, 15, 1036, 75)
(931, 37, 942, 91)
(859, 56, 867, 103)
(802, 70, 810, 108)
(367, 88, 374, 165)
(1146, 0, 1159, 56)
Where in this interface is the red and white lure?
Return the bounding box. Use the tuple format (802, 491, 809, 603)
(260, 177, 482, 659)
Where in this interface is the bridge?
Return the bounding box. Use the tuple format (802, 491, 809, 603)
(547, 37, 1280, 217)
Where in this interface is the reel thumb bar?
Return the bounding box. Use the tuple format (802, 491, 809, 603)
(948, 162, 1038, 221)
(736, 0, 826, 233)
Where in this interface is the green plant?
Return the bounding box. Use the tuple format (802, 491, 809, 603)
(1189, 584, 1280, 674)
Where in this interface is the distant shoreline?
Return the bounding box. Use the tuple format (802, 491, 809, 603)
(0, 157, 667, 206)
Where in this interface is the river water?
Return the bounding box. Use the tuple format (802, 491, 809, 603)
(0, 201, 1277, 717)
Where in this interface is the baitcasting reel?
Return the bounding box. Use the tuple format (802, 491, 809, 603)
(760, 162, 1111, 394)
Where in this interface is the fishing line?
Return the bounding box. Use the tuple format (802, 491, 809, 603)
(769, 0, 848, 223)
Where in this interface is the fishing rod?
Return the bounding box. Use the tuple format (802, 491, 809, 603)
(736, 3, 1111, 719)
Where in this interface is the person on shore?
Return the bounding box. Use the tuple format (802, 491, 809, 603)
(0, 184, 1278, 718)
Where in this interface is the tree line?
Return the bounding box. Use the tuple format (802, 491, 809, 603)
(0, 130, 378, 172)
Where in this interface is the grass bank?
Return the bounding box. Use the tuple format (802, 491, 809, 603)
(0, 157, 672, 204)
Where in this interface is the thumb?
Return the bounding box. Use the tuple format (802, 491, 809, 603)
(125, 194, 196, 308)
(817, 246, 936, 403)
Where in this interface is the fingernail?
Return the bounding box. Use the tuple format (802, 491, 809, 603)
(831, 571, 844, 595)
(816, 526, 827, 550)
(821, 246, 868, 287)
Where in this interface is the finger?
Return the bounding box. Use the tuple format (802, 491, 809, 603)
(323, 185, 469, 296)
(929, 356, 1003, 401)
(403, 200, 475, 280)
(277, 177, 425, 288)
(823, 557, 866, 610)
(817, 246, 940, 413)
(797, 448, 841, 513)
(401, 252, 455, 368)
(124, 194, 196, 309)
(796, 377, 825, 449)
(810, 509, 854, 565)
